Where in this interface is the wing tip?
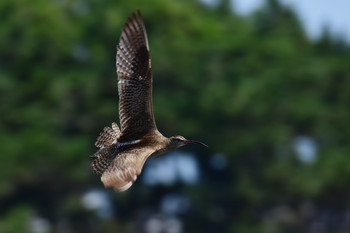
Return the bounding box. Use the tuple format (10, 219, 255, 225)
(136, 10, 142, 21)
(94, 124, 119, 148)
(127, 10, 142, 25)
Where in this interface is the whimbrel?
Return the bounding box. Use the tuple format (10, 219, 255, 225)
(91, 11, 207, 191)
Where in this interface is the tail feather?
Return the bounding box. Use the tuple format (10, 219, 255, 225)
(92, 123, 121, 174)
(91, 146, 116, 175)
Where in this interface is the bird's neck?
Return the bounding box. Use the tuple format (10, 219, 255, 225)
(148, 131, 174, 157)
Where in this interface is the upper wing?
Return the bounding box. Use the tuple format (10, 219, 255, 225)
(101, 147, 154, 191)
(116, 11, 156, 142)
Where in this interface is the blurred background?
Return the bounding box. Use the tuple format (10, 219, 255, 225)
(1, 0, 350, 232)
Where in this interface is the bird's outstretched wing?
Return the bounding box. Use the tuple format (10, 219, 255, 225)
(116, 11, 156, 143)
(100, 147, 154, 191)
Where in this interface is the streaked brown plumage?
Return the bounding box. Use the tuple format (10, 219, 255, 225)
(91, 10, 207, 192)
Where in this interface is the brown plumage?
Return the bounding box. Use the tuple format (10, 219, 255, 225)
(91, 10, 207, 192)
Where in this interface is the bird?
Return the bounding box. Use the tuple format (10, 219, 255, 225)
(90, 10, 207, 192)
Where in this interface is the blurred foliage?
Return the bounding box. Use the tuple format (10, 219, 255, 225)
(1, 0, 350, 232)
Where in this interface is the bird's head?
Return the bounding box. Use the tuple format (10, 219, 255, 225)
(169, 135, 208, 149)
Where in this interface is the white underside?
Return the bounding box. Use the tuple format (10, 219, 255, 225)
(115, 182, 133, 192)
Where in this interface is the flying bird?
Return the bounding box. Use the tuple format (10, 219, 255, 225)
(91, 10, 207, 191)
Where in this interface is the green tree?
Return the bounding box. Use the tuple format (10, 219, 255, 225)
(1, 0, 350, 232)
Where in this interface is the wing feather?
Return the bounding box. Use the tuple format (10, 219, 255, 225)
(94, 122, 121, 148)
(116, 10, 156, 142)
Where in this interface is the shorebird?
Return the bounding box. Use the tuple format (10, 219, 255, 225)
(91, 10, 207, 191)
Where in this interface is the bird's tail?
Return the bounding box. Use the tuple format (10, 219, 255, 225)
(90, 122, 121, 174)
(90, 147, 116, 175)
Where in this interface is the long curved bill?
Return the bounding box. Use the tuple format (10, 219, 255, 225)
(184, 140, 208, 148)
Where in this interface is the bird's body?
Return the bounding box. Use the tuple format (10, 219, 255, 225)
(91, 11, 206, 191)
